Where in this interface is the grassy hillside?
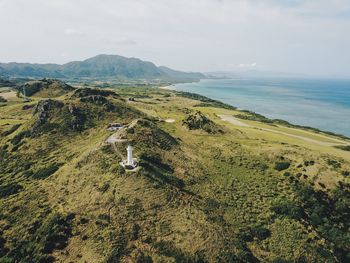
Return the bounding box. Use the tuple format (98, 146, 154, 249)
(0, 85, 349, 263)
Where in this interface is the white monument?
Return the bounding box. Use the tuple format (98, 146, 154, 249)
(127, 145, 134, 166)
(120, 145, 138, 170)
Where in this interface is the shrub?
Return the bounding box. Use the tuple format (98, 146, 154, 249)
(136, 252, 153, 263)
(106, 229, 128, 263)
(32, 164, 60, 179)
(327, 159, 341, 169)
(99, 182, 110, 193)
(272, 199, 303, 219)
(274, 162, 291, 171)
(335, 145, 350, 152)
(341, 171, 349, 177)
(0, 183, 23, 198)
(130, 223, 141, 241)
(154, 240, 196, 262)
(10, 130, 31, 145)
(251, 226, 271, 240)
(1, 124, 21, 136)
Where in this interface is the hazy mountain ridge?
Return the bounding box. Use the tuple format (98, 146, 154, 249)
(0, 55, 205, 82)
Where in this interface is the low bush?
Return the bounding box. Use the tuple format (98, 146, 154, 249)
(335, 145, 350, 152)
(99, 182, 110, 193)
(154, 240, 199, 262)
(10, 130, 31, 145)
(130, 223, 141, 241)
(0, 183, 23, 198)
(1, 124, 21, 137)
(32, 164, 60, 179)
(272, 199, 303, 219)
(274, 162, 291, 171)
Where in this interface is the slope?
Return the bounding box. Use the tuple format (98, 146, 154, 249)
(0, 85, 349, 263)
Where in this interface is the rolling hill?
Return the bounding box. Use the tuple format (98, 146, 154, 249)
(0, 82, 349, 262)
(0, 55, 205, 82)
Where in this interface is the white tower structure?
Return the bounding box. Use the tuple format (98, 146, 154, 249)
(127, 145, 134, 166)
(120, 144, 138, 170)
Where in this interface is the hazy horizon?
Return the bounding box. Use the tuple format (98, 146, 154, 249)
(0, 0, 349, 78)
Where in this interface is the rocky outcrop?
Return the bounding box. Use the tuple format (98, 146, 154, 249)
(182, 111, 223, 134)
(79, 95, 109, 105)
(32, 99, 64, 133)
(18, 79, 75, 97)
(72, 88, 117, 99)
(66, 104, 85, 131)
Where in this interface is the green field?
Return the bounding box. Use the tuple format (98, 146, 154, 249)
(0, 84, 349, 262)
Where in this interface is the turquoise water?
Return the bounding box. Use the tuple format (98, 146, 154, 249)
(172, 78, 350, 137)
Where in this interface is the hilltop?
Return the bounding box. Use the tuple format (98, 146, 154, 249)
(0, 55, 205, 82)
(17, 79, 75, 98)
(0, 82, 349, 262)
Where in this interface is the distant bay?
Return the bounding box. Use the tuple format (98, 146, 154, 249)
(171, 78, 350, 137)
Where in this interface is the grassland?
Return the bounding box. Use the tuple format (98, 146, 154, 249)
(0, 84, 349, 262)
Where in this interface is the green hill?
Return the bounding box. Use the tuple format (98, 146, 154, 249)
(0, 84, 349, 263)
(17, 79, 75, 98)
(0, 55, 205, 82)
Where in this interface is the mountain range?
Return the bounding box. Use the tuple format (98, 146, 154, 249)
(0, 54, 205, 82)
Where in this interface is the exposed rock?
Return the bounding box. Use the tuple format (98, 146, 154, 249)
(72, 88, 117, 98)
(18, 79, 75, 97)
(66, 104, 85, 131)
(80, 95, 109, 105)
(128, 119, 178, 150)
(0, 96, 7, 103)
(22, 104, 35, 110)
(32, 99, 64, 133)
(80, 95, 118, 113)
(182, 111, 223, 134)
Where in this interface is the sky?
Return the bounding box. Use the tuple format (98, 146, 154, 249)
(0, 0, 349, 77)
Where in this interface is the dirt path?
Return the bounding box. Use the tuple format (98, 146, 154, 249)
(0, 91, 17, 100)
(218, 114, 347, 147)
(218, 114, 250, 127)
(165, 118, 175, 123)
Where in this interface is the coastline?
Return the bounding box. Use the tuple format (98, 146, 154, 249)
(165, 81, 350, 142)
(158, 85, 173, 90)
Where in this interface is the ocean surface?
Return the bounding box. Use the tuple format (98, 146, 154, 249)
(171, 78, 350, 137)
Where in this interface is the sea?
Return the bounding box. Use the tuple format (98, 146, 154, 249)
(171, 78, 350, 137)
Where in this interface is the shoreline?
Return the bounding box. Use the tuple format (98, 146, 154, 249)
(165, 81, 350, 142)
(158, 85, 173, 90)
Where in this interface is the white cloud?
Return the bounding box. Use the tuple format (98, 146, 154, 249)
(64, 28, 84, 37)
(0, 0, 349, 76)
(237, 63, 257, 68)
(105, 37, 137, 46)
